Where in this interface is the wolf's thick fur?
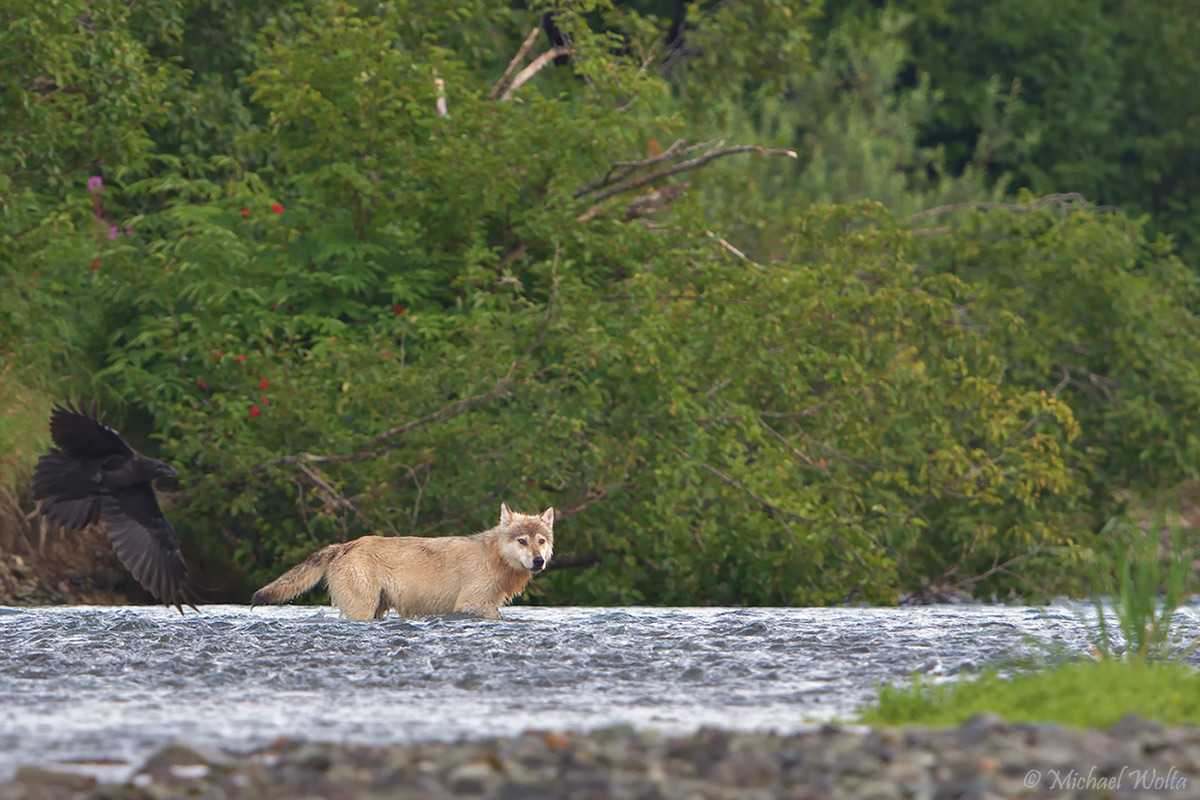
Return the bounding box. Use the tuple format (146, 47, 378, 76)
(251, 503, 554, 620)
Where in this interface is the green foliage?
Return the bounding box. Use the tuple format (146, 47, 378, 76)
(4, 0, 1200, 608)
(0, 0, 171, 185)
(544, 202, 1087, 604)
(916, 199, 1200, 498)
(693, 9, 1012, 260)
(863, 660, 1200, 727)
(670, 0, 821, 101)
(822, 0, 1200, 264)
(1, 0, 173, 373)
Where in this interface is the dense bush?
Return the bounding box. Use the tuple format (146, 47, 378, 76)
(4, 0, 1199, 606)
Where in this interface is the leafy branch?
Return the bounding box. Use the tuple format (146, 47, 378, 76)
(271, 362, 541, 470)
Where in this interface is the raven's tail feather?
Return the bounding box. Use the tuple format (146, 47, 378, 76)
(31, 451, 102, 530)
(30, 451, 84, 499)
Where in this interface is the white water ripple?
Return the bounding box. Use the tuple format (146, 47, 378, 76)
(0, 602, 1195, 781)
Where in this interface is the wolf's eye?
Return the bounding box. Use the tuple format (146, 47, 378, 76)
(518, 538, 527, 545)
(538, 538, 546, 545)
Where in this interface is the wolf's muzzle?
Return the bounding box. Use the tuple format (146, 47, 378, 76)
(531, 556, 545, 571)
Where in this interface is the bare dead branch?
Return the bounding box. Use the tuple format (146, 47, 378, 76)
(497, 243, 529, 270)
(757, 418, 818, 467)
(500, 47, 570, 102)
(624, 183, 689, 220)
(903, 540, 1045, 604)
(761, 415, 873, 470)
(1052, 365, 1072, 397)
(489, 26, 542, 101)
(906, 193, 1124, 232)
(433, 72, 448, 118)
(560, 483, 630, 520)
(760, 403, 829, 420)
(574, 138, 689, 198)
(272, 363, 537, 469)
(956, 546, 1044, 590)
(293, 463, 353, 513)
(696, 460, 818, 524)
(705, 230, 761, 267)
(587, 145, 797, 205)
(578, 183, 691, 223)
(612, 139, 695, 170)
(1054, 362, 1120, 406)
(291, 461, 384, 533)
(370, 362, 523, 451)
(907, 193, 1087, 223)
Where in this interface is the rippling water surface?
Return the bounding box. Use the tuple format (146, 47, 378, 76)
(1, 602, 1194, 780)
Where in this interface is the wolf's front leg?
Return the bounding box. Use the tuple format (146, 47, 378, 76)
(455, 601, 502, 620)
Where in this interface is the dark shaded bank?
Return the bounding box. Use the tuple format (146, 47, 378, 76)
(5, 717, 1197, 800)
(0, 499, 154, 607)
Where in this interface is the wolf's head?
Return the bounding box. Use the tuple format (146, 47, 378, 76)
(497, 502, 555, 573)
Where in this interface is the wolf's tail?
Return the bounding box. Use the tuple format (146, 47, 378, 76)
(251, 544, 344, 606)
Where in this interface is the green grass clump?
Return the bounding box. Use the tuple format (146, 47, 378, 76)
(1089, 512, 1197, 662)
(863, 659, 1200, 728)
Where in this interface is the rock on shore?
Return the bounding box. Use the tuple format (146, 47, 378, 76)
(2, 716, 1197, 799)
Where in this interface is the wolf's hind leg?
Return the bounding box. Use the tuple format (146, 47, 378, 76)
(374, 591, 390, 619)
(327, 572, 378, 621)
(334, 593, 379, 620)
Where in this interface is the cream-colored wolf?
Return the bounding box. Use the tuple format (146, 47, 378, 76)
(251, 503, 554, 620)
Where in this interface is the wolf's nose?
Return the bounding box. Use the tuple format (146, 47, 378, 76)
(532, 556, 545, 570)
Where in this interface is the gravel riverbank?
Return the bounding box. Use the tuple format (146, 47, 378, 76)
(3, 716, 1197, 800)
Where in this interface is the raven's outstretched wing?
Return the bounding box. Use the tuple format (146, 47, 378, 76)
(48, 400, 132, 459)
(100, 486, 205, 613)
(33, 402, 136, 530)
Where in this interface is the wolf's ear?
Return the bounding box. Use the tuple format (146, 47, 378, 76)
(500, 502, 513, 526)
(539, 507, 555, 528)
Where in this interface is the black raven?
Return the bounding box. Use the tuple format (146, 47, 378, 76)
(30, 400, 204, 613)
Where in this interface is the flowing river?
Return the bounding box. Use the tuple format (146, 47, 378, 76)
(1, 602, 1195, 781)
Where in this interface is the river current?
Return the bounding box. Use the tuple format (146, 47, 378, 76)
(1, 602, 1194, 780)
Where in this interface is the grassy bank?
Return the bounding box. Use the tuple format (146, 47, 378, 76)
(0, 370, 54, 552)
(863, 510, 1200, 728)
(863, 659, 1200, 727)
